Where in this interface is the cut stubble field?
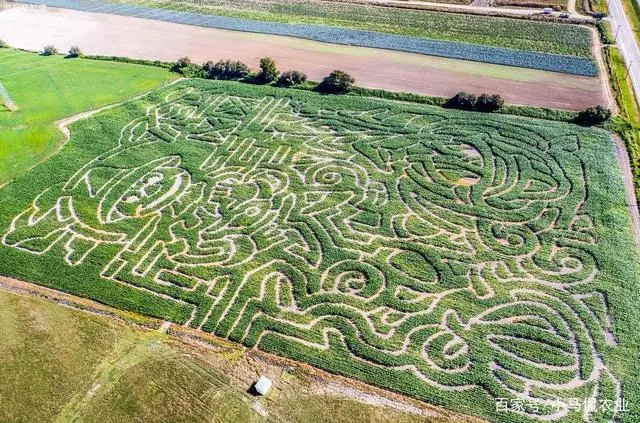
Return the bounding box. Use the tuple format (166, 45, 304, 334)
(0, 282, 470, 423)
(0, 6, 608, 110)
(0, 78, 638, 423)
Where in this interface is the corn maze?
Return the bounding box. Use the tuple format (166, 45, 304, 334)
(0, 81, 636, 422)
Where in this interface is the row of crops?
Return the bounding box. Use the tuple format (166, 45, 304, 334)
(18, 0, 597, 76)
(106, 0, 594, 58)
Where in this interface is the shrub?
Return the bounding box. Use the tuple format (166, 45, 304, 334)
(67, 46, 83, 58)
(475, 94, 504, 112)
(596, 20, 614, 45)
(278, 70, 307, 87)
(445, 92, 477, 110)
(257, 57, 279, 83)
(171, 57, 203, 77)
(0, 39, 7, 48)
(205, 59, 250, 80)
(179, 57, 192, 67)
(42, 45, 58, 56)
(574, 105, 612, 125)
(316, 70, 355, 94)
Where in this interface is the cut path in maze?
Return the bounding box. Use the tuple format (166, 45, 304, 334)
(0, 81, 635, 422)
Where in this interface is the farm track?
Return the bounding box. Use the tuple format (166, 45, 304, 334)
(322, 0, 588, 19)
(0, 81, 18, 111)
(0, 6, 606, 110)
(589, 26, 618, 112)
(612, 134, 640, 246)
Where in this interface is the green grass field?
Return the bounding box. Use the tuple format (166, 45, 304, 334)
(1, 289, 461, 423)
(109, 0, 593, 58)
(0, 78, 638, 422)
(0, 49, 176, 185)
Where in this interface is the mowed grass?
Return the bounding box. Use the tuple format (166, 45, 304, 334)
(0, 289, 462, 423)
(0, 289, 127, 422)
(605, 46, 639, 123)
(0, 49, 176, 185)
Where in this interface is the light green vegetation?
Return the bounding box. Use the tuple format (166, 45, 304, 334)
(109, 0, 593, 57)
(588, 0, 609, 14)
(493, 0, 568, 11)
(620, 0, 640, 43)
(0, 49, 176, 185)
(605, 45, 640, 203)
(0, 79, 637, 422)
(596, 19, 615, 45)
(0, 289, 464, 423)
(605, 46, 638, 123)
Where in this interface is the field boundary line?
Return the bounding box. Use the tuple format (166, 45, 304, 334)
(611, 133, 640, 246)
(0, 80, 18, 111)
(54, 77, 184, 143)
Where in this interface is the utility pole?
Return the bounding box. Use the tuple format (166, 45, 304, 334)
(615, 24, 622, 42)
(625, 60, 634, 79)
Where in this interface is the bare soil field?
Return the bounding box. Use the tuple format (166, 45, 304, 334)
(0, 5, 606, 110)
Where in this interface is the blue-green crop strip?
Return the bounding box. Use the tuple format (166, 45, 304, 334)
(18, 0, 598, 76)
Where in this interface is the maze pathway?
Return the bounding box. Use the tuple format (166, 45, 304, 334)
(0, 82, 627, 421)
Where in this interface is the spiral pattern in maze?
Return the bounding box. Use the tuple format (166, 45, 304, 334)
(2, 85, 621, 420)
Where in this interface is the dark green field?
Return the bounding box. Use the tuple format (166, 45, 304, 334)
(0, 78, 638, 422)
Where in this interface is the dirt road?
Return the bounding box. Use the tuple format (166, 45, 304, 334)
(612, 134, 640, 247)
(0, 6, 605, 110)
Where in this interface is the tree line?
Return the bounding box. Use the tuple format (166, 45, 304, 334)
(173, 56, 355, 94)
(8, 41, 611, 126)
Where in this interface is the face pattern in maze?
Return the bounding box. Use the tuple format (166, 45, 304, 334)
(2, 87, 621, 420)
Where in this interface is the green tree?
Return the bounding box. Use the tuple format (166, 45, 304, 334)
(278, 70, 307, 87)
(475, 94, 504, 112)
(317, 70, 355, 94)
(257, 57, 279, 83)
(444, 92, 477, 110)
(205, 59, 250, 80)
(42, 45, 58, 56)
(67, 46, 83, 58)
(575, 105, 611, 125)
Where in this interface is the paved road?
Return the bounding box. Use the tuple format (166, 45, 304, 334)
(607, 0, 640, 99)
